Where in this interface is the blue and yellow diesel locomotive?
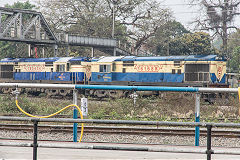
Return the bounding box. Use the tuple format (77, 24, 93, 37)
(0, 55, 227, 97)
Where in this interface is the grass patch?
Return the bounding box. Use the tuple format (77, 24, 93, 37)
(0, 92, 239, 123)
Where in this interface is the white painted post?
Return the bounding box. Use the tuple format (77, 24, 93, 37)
(81, 97, 88, 117)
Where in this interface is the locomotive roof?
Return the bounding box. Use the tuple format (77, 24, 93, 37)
(0, 55, 226, 63)
(97, 56, 124, 62)
(0, 58, 19, 62)
(55, 57, 73, 62)
(0, 57, 91, 63)
(115, 55, 226, 61)
(0, 57, 60, 62)
(69, 57, 91, 62)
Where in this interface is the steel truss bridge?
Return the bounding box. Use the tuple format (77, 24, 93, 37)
(0, 7, 130, 56)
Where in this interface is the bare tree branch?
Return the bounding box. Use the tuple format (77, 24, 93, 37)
(189, 0, 240, 55)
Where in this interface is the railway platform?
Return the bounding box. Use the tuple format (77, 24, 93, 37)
(0, 139, 240, 160)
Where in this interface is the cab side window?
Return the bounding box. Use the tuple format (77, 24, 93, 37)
(99, 65, 111, 73)
(56, 64, 65, 72)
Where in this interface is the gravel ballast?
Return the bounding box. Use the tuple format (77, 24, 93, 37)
(1, 130, 240, 148)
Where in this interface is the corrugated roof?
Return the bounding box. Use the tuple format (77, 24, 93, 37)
(69, 57, 91, 62)
(97, 56, 124, 62)
(134, 55, 219, 61)
(0, 58, 18, 62)
(55, 57, 73, 62)
(114, 56, 136, 61)
(114, 55, 225, 61)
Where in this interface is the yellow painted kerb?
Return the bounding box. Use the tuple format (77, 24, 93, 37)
(238, 87, 240, 115)
(239, 87, 240, 103)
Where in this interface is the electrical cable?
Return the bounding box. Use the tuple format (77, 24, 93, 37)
(14, 89, 84, 142)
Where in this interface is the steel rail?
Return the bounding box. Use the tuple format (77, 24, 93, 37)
(1, 124, 240, 138)
(1, 116, 240, 128)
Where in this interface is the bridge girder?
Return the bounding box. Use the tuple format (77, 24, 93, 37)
(0, 7, 57, 45)
(0, 7, 131, 56)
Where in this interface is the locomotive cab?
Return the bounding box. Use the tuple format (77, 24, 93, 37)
(91, 57, 123, 83)
(53, 57, 72, 82)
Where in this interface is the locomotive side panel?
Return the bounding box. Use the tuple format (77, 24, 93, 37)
(90, 55, 227, 87)
(111, 60, 184, 83)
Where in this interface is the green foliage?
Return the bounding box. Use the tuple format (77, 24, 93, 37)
(228, 29, 240, 54)
(150, 20, 190, 55)
(180, 32, 215, 55)
(169, 32, 216, 55)
(4, 1, 35, 9)
(0, 95, 18, 113)
(228, 46, 240, 73)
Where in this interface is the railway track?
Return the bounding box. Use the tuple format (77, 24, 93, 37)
(1, 123, 240, 138)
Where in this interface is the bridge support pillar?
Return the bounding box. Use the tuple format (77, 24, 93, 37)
(113, 47, 116, 56)
(91, 47, 95, 57)
(54, 45, 58, 57)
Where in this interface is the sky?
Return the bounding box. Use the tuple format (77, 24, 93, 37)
(0, 0, 239, 32)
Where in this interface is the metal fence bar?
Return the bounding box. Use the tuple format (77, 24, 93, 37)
(75, 85, 199, 92)
(195, 92, 200, 146)
(207, 125, 213, 160)
(198, 88, 238, 93)
(0, 83, 238, 93)
(0, 83, 75, 89)
(32, 120, 38, 160)
(73, 89, 78, 142)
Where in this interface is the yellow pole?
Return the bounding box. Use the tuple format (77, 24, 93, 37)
(238, 87, 240, 116)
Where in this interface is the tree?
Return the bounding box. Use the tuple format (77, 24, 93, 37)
(181, 32, 215, 55)
(4, 1, 35, 9)
(0, 1, 36, 58)
(227, 29, 240, 54)
(228, 46, 240, 73)
(157, 32, 216, 55)
(148, 20, 190, 55)
(190, 0, 240, 55)
(38, 0, 172, 55)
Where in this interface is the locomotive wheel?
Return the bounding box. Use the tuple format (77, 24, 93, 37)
(46, 89, 59, 97)
(2, 88, 14, 94)
(94, 90, 107, 98)
(108, 90, 124, 98)
(25, 88, 32, 94)
(59, 89, 69, 97)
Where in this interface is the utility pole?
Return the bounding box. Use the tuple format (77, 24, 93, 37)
(222, 0, 228, 56)
(112, 0, 117, 38)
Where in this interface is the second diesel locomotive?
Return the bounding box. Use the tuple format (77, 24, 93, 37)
(0, 55, 227, 97)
